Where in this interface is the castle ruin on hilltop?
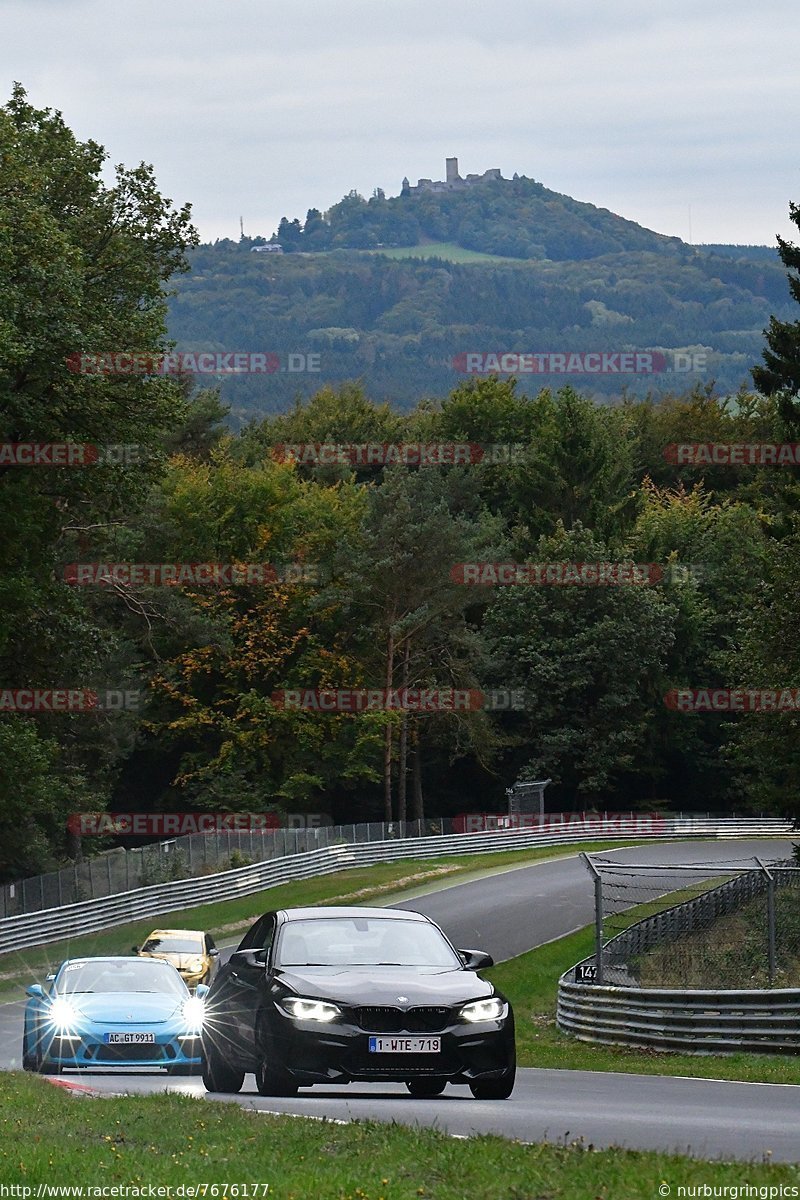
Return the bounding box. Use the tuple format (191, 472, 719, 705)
(401, 157, 503, 196)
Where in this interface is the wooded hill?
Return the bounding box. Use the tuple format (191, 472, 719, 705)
(167, 177, 789, 418)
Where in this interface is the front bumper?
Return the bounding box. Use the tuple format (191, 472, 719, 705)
(263, 1008, 515, 1085)
(34, 1026, 202, 1069)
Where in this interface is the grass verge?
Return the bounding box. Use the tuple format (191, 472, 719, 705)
(489, 921, 800, 1084)
(2, 1074, 798, 1195)
(0, 840, 647, 1003)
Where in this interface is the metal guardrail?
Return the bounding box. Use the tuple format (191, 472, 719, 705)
(558, 859, 800, 1053)
(557, 981, 800, 1053)
(0, 815, 794, 956)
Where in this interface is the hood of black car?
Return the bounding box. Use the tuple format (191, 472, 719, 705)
(273, 966, 494, 1007)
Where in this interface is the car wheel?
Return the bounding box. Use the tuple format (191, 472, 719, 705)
(469, 1064, 515, 1100)
(21, 1029, 37, 1072)
(38, 1057, 62, 1075)
(254, 1013, 297, 1096)
(254, 1058, 297, 1097)
(406, 1078, 447, 1098)
(201, 1046, 244, 1093)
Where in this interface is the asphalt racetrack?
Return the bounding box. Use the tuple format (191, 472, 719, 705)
(1, 839, 797, 1161)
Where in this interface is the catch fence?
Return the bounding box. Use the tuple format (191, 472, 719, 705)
(579, 854, 800, 988)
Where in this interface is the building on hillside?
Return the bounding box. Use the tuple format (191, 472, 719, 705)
(251, 244, 284, 254)
(401, 158, 503, 196)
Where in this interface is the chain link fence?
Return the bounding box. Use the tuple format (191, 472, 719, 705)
(582, 854, 800, 988)
(0, 820, 454, 919)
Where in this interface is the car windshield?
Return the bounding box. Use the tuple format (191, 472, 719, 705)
(57, 960, 187, 997)
(276, 917, 461, 968)
(142, 936, 203, 955)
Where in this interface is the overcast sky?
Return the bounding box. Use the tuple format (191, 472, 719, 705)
(3, 0, 799, 247)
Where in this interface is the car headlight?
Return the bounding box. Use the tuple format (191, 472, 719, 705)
(278, 996, 340, 1023)
(48, 997, 78, 1031)
(459, 996, 506, 1023)
(182, 996, 206, 1029)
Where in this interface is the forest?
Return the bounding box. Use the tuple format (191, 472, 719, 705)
(169, 232, 791, 416)
(4, 86, 800, 883)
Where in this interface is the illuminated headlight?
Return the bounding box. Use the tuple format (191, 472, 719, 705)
(459, 997, 506, 1023)
(279, 997, 340, 1023)
(182, 996, 206, 1030)
(48, 997, 78, 1031)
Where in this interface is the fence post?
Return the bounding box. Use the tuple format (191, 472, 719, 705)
(581, 852, 604, 985)
(756, 857, 776, 984)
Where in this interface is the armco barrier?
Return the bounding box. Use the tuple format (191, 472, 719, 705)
(557, 980, 800, 1054)
(558, 856, 800, 1054)
(0, 816, 794, 956)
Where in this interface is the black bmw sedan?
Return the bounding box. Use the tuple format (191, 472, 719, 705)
(201, 906, 515, 1099)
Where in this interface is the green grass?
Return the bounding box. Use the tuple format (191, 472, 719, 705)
(0, 841, 648, 1003)
(2, 1074, 798, 1194)
(363, 241, 526, 264)
(489, 920, 800, 1084)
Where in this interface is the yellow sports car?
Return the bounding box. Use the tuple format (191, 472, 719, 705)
(134, 929, 219, 989)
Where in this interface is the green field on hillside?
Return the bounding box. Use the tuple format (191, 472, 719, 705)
(363, 242, 525, 264)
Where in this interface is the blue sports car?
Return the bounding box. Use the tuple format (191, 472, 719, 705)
(22, 955, 208, 1074)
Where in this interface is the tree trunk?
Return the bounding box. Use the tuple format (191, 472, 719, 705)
(383, 621, 395, 821)
(411, 726, 424, 822)
(397, 640, 410, 823)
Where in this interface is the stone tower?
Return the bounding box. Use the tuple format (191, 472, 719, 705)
(446, 157, 460, 184)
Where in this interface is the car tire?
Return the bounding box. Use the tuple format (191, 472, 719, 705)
(406, 1078, 447, 1098)
(254, 1013, 297, 1096)
(38, 1058, 62, 1075)
(469, 1064, 516, 1100)
(201, 1047, 244, 1093)
(254, 1057, 298, 1097)
(21, 1029, 37, 1072)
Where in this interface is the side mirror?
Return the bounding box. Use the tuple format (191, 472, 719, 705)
(195, 983, 210, 999)
(26, 984, 45, 999)
(459, 949, 494, 971)
(131, 946, 140, 955)
(230, 949, 267, 970)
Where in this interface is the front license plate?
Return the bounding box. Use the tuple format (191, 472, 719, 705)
(368, 1036, 440, 1054)
(104, 1032, 156, 1044)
